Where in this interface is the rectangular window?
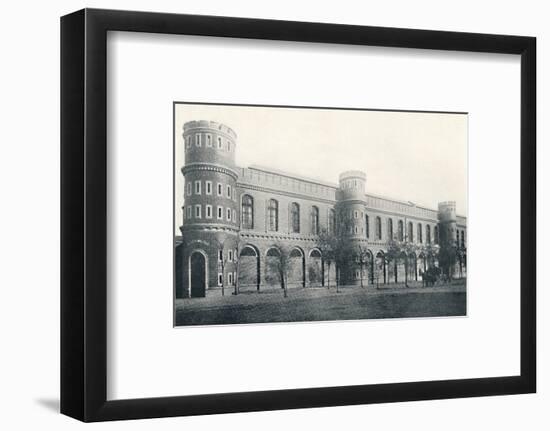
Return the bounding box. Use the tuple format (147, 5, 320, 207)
(195, 133, 201, 147)
(217, 273, 223, 286)
(218, 250, 223, 262)
(186, 136, 191, 148)
(194, 205, 201, 218)
(206, 134, 212, 147)
(206, 205, 212, 219)
(206, 181, 212, 195)
(217, 206, 223, 220)
(194, 180, 201, 195)
(227, 208, 232, 221)
(227, 141, 231, 151)
(228, 272, 233, 285)
(217, 183, 223, 196)
(232, 188, 236, 201)
(232, 209, 236, 223)
(354, 210, 358, 219)
(186, 182, 191, 196)
(217, 136, 222, 149)
(226, 185, 231, 198)
(186, 206, 192, 219)
(228, 250, 233, 262)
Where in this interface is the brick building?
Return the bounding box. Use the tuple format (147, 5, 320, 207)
(176, 120, 467, 298)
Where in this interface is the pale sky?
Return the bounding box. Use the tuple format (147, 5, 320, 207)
(174, 103, 467, 230)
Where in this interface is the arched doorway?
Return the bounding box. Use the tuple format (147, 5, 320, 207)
(189, 251, 207, 297)
(288, 247, 305, 288)
(308, 249, 323, 287)
(238, 245, 260, 291)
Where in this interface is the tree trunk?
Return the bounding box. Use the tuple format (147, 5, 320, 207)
(360, 262, 364, 288)
(327, 262, 331, 289)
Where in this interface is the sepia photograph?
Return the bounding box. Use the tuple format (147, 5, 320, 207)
(174, 103, 468, 326)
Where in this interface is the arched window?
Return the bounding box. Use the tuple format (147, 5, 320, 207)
(418, 223, 423, 243)
(365, 214, 370, 238)
(329, 209, 336, 234)
(291, 202, 300, 233)
(241, 195, 254, 229)
(398, 220, 404, 241)
(267, 199, 278, 231)
(426, 224, 431, 244)
(310, 206, 319, 235)
(434, 225, 439, 244)
(376, 216, 382, 240)
(387, 218, 393, 240)
(408, 222, 413, 242)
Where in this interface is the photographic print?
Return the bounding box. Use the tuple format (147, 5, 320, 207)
(174, 103, 467, 327)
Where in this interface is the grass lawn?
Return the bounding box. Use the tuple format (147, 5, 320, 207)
(175, 280, 466, 326)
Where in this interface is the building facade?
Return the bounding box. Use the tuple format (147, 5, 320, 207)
(176, 120, 467, 298)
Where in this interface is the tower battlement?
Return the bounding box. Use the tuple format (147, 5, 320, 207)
(182, 120, 237, 168)
(183, 120, 237, 139)
(338, 170, 366, 202)
(438, 201, 457, 223)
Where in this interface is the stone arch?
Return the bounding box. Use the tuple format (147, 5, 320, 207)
(238, 244, 260, 291)
(288, 246, 306, 288)
(308, 248, 323, 287)
(188, 249, 208, 298)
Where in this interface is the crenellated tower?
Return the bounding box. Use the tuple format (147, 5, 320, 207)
(437, 201, 457, 247)
(336, 170, 367, 238)
(179, 121, 240, 297)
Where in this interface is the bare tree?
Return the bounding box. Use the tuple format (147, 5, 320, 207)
(373, 256, 384, 289)
(317, 228, 336, 289)
(385, 236, 401, 284)
(401, 237, 418, 288)
(355, 244, 372, 288)
(233, 242, 242, 295)
(316, 210, 359, 291)
(266, 242, 292, 298)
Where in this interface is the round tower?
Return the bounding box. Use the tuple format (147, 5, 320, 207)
(437, 201, 457, 247)
(179, 120, 240, 298)
(337, 170, 367, 238)
(336, 170, 367, 286)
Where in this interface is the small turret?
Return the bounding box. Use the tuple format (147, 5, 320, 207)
(438, 201, 457, 247)
(336, 170, 367, 240)
(338, 170, 366, 201)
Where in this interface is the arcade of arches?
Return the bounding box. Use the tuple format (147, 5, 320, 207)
(186, 242, 466, 295)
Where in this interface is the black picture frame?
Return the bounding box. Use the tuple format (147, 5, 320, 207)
(61, 8, 536, 422)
